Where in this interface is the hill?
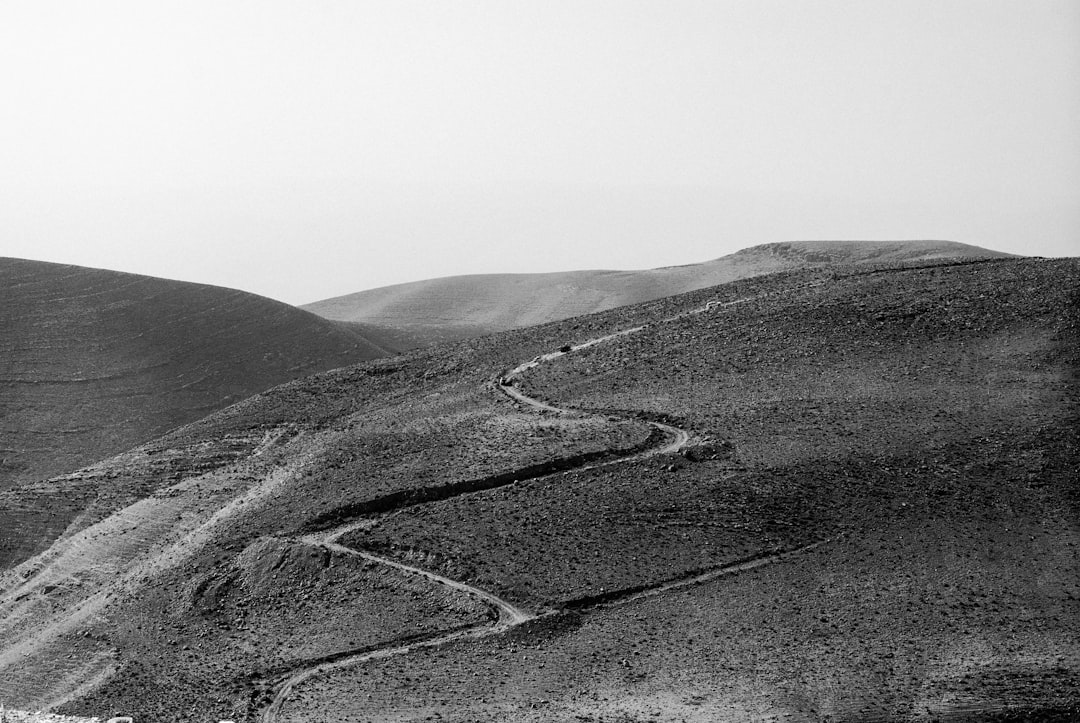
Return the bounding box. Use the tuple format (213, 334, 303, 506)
(0, 255, 1075, 722)
(0, 258, 399, 563)
(302, 240, 1014, 344)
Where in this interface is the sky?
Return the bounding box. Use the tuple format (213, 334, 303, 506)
(2, 0, 1078, 305)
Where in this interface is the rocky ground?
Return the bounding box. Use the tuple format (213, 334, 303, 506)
(0, 257, 399, 569)
(310, 258, 1078, 721)
(0, 256, 1075, 721)
(0, 712, 99, 723)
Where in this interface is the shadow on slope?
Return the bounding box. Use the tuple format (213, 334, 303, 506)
(0, 258, 400, 566)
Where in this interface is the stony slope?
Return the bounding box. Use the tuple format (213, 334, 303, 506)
(302, 240, 1014, 344)
(0, 255, 1074, 722)
(0, 258, 402, 565)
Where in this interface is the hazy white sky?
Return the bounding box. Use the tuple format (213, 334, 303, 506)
(2, 0, 1078, 304)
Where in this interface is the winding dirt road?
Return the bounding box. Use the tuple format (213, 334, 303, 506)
(260, 318, 696, 722)
(262, 528, 532, 723)
(305, 537, 531, 628)
(258, 291, 830, 722)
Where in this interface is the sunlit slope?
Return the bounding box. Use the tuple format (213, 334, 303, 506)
(0, 255, 1073, 722)
(303, 240, 1013, 344)
(0, 257, 392, 495)
(313, 258, 1076, 721)
(339, 256, 1076, 722)
(0, 350, 652, 718)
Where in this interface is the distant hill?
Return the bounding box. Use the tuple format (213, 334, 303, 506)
(303, 240, 1014, 344)
(0, 258, 395, 493)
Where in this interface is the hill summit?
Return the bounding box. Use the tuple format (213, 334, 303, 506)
(0, 257, 394, 496)
(302, 240, 1012, 344)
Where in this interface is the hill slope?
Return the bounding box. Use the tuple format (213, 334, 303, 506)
(0, 257, 394, 499)
(303, 240, 1014, 343)
(0, 255, 1075, 722)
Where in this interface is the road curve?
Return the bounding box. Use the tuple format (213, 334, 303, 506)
(260, 532, 529, 723)
(497, 375, 689, 456)
(261, 620, 487, 723)
(259, 526, 536, 721)
(259, 294, 781, 722)
(311, 537, 532, 627)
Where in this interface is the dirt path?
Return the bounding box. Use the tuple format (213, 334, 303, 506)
(260, 619, 494, 723)
(260, 551, 528, 723)
(562, 537, 838, 611)
(304, 535, 531, 627)
(260, 319, 697, 721)
(261, 527, 536, 722)
(258, 291, 830, 722)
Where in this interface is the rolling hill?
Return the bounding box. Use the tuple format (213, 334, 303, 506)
(0, 258, 400, 565)
(302, 240, 1014, 344)
(0, 254, 1075, 722)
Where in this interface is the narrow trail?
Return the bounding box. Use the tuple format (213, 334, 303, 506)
(262, 528, 532, 723)
(259, 288, 830, 723)
(300, 532, 531, 627)
(563, 537, 837, 611)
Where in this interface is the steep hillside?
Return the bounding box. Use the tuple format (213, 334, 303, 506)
(303, 240, 1013, 343)
(0, 257, 393, 521)
(0, 256, 1075, 723)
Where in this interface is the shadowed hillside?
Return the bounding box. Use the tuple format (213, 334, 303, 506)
(0, 255, 1075, 722)
(0, 258, 395, 526)
(303, 240, 1014, 344)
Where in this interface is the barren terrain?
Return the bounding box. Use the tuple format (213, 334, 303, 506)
(0, 258, 402, 569)
(302, 239, 1012, 344)
(0, 257, 399, 490)
(0, 253, 1075, 722)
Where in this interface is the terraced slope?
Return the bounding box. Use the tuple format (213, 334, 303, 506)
(302, 240, 1013, 344)
(0, 255, 1074, 722)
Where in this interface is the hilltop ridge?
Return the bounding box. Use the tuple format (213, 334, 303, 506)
(303, 240, 1013, 344)
(0, 257, 396, 498)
